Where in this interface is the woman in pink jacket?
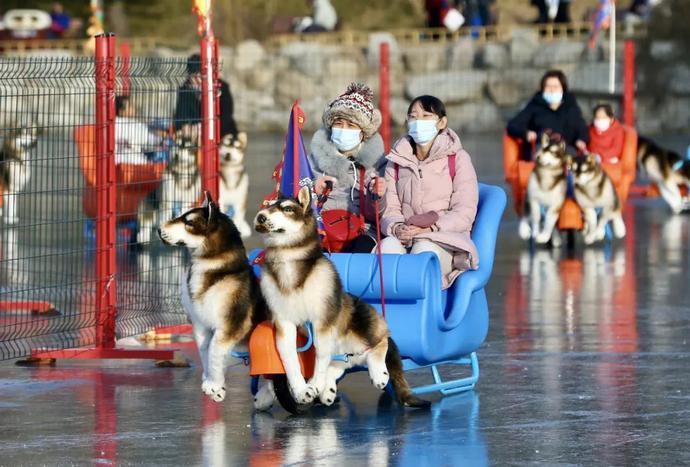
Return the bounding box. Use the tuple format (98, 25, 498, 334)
(381, 95, 479, 289)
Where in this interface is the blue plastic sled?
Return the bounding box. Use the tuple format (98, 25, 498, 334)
(249, 183, 506, 397)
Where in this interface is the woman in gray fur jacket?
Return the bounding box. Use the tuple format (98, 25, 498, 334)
(309, 83, 387, 253)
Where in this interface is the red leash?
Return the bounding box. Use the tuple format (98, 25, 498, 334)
(373, 191, 386, 319)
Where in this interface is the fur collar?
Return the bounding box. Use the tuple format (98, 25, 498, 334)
(309, 128, 385, 187)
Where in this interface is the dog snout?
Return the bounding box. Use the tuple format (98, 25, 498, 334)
(256, 213, 267, 225)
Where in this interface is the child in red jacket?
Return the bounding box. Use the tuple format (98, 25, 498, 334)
(589, 104, 625, 164)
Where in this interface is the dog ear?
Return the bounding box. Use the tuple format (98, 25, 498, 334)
(297, 186, 312, 214)
(237, 132, 248, 150)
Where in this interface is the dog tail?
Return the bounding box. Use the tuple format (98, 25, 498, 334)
(385, 337, 431, 409)
(612, 214, 626, 239)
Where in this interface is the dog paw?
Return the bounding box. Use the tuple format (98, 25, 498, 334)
(584, 234, 597, 245)
(518, 219, 532, 240)
(370, 369, 390, 390)
(253, 385, 275, 412)
(319, 382, 338, 406)
(202, 380, 226, 402)
(535, 232, 552, 244)
(293, 384, 317, 404)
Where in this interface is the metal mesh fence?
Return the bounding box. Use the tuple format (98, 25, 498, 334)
(0, 57, 98, 359)
(0, 55, 198, 360)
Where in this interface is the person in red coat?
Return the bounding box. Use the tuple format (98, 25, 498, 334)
(589, 104, 625, 164)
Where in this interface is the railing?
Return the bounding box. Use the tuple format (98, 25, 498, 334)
(0, 37, 162, 56)
(266, 22, 647, 47)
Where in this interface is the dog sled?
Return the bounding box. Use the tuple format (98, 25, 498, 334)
(244, 183, 506, 414)
(503, 126, 638, 236)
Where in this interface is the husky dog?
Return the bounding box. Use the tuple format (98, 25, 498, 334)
(0, 127, 37, 224)
(138, 130, 201, 243)
(253, 187, 430, 408)
(218, 132, 251, 238)
(570, 153, 626, 244)
(637, 136, 690, 213)
(159, 192, 268, 403)
(519, 133, 568, 246)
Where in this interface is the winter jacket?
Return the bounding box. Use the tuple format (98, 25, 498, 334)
(589, 119, 625, 163)
(507, 92, 589, 147)
(382, 128, 479, 288)
(308, 128, 386, 223)
(173, 78, 238, 138)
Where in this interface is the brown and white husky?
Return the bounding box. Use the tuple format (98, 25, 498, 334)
(138, 130, 201, 243)
(218, 132, 251, 238)
(159, 192, 268, 403)
(570, 153, 626, 244)
(637, 136, 690, 213)
(0, 127, 37, 225)
(253, 186, 430, 408)
(519, 133, 568, 246)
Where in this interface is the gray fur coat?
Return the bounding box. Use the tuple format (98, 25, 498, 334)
(308, 128, 386, 221)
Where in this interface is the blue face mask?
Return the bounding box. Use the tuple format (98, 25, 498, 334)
(543, 91, 563, 105)
(407, 119, 439, 145)
(330, 127, 362, 152)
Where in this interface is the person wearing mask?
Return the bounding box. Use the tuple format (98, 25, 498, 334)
(507, 69, 589, 157)
(381, 95, 479, 289)
(589, 104, 625, 164)
(310, 83, 386, 253)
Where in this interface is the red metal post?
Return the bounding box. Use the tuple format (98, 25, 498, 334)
(95, 33, 117, 349)
(623, 40, 636, 127)
(201, 36, 220, 201)
(379, 42, 391, 153)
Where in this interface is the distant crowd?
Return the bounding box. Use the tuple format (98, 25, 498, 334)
(0, 2, 81, 40)
(293, 0, 663, 35)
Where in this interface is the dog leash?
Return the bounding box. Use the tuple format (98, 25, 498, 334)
(372, 190, 387, 319)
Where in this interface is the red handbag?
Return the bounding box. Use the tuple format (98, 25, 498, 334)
(320, 166, 366, 252)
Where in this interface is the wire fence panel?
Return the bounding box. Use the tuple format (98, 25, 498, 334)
(112, 56, 197, 339)
(0, 58, 98, 360)
(0, 55, 201, 361)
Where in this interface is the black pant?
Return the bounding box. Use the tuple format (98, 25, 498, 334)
(341, 234, 376, 254)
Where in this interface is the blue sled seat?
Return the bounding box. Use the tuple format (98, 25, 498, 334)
(330, 183, 506, 395)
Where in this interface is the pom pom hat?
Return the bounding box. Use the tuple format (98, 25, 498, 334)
(322, 83, 382, 139)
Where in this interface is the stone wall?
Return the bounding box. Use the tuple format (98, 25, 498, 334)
(194, 30, 688, 135)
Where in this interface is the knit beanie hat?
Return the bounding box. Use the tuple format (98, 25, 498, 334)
(322, 83, 382, 139)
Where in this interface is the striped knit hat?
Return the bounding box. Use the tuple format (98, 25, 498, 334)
(322, 83, 382, 139)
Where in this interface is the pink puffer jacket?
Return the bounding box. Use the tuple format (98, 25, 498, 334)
(382, 128, 479, 286)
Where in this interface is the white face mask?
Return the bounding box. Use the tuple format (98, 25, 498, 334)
(407, 119, 439, 145)
(330, 127, 362, 152)
(593, 118, 612, 132)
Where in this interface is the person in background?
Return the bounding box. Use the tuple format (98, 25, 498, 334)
(507, 69, 589, 157)
(293, 0, 338, 33)
(381, 95, 479, 289)
(173, 54, 238, 139)
(425, 0, 451, 27)
(49, 2, 71, 38)
(588, 104, 625, 164)
(114, 96, 160, 164)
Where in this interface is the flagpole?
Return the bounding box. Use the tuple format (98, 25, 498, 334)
(609, 0, 616, 94)
(292, 103, 299, 196)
